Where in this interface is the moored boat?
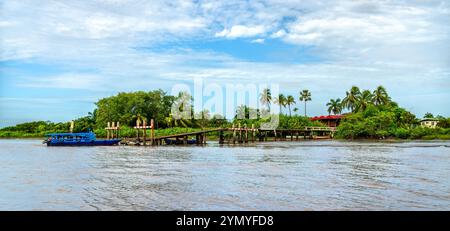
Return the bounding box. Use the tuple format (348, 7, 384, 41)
(43, 132, 121, 146)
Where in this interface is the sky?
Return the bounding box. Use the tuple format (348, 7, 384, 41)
(1, 0, 449, 127)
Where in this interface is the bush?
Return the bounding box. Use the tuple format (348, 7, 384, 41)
(394, 128, 410, 139)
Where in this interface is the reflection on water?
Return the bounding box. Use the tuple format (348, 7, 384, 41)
(0, 139, 449, 210)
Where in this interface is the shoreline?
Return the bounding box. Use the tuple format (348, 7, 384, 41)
(1, 137, 449, 141)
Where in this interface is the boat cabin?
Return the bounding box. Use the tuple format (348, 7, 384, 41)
(45, 132, 96, 144)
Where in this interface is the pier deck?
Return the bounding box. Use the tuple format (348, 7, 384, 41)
(121, 126, 335, 146)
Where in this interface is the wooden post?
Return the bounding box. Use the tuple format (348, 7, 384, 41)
(274, 129, 277, 141)
(238, 123, 242, 143)
(70, 121, 74, 133)
(251, 124, 255, 142)
(150, 119, 154, 145)
(219, 130, 224, 144)
(244, 124, 248, 143)
(136, 119, 140, 142)
(107, 122, 110, 140)
(143, 119, 147, 146)
(117, 121, 120, 138)
(111, 122, 116, 139)
(232, 124, 236, 144)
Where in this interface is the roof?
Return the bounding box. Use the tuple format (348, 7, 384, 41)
(310, 115, 344, 121)
(420, 118, 439, 122)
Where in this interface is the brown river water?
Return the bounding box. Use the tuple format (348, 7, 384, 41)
(0, 139, 449, 210)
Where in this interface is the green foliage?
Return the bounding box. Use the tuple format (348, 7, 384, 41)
(437, 118, 450, 128)
(0, 121, 70, 137)
(232, 114, 321, 129)
(394, 128, 410, 139)
(95, 89, 175, 128)
(336, 103, 449, 139)
(424, 112, 434, 118)
(1, 86, 449, 140)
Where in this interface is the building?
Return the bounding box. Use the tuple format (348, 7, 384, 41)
(310, 115, 344, 127)
(420, 118, 439, 128)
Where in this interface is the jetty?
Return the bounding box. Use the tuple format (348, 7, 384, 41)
(114, 119, 336, 146)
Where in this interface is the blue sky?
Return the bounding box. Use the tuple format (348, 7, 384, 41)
(1, 0, 450, 127)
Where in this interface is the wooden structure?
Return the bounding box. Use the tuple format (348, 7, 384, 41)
(310, 115, 344, 127)
(105, 121, 121, 140)
(122, 117, 336, 146)
(133, 119, 154, 145)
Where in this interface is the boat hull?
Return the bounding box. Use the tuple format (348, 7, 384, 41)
(46, 139, 121, 146)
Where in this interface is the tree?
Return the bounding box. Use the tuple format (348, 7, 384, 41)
(424, 112, 434, 118)
(235, 105, 249, 119)
(195, 109, 211, 129)
(274, 93, 286, 115)
(94, 90, 175, 128)
(355, 90, 373, 112)
(293, 107, 299, 114)
(342, 86, 361, 112)
(372, 86, 390, 105)
(285, 95, 296, 117)
(437, 118, 450, 128)
(299, 90, 312, 117)
(260, 88, 272, 112)
(326, 98, 342, 115)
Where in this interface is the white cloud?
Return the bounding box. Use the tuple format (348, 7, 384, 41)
(1, 0, 449, 121)
(250, 38, 265, 44)
(270, 29, 286, 38)
(215, 25, 266, 39)
(18, 73, 106, 90)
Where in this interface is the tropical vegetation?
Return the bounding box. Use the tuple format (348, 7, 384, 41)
(1, 86, 449, 140)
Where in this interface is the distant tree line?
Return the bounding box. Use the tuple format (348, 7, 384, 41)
(1, 86, 449, 139)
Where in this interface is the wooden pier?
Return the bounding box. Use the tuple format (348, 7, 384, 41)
(121, 120, 335, 146)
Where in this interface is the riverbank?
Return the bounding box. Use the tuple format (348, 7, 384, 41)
(2, 133, 449, 140)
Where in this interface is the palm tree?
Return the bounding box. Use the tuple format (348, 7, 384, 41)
(260, 88, 272, 112)
(299, 90, 312, 117)
(285, 95, 296, 116)
(326, 98, 342, 115)
(372, 86, 390, 105)
(424, 112, 434, 118)
(355, 90, 373, 112)
(235, 105, 249, 119)
(342, 86, 361, 112)
(195, 109, 211, 128)
(274, 94, 286, 115)
(293, 107, 299, 115)
(165, 113, 193, 128)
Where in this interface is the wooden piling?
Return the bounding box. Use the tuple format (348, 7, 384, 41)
(150, 119, 154, 145)
(106, 122, 110, 140)
(143, 120, 147, 146)
(251, 124, 255, 142)
(232, 124, 236, 144)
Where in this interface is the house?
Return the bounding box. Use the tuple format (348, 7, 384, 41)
(420, 118, 439, 128)
(310, 115, 344, 127)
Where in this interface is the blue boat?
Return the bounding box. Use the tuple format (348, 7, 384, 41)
(44, 131, 121, 146)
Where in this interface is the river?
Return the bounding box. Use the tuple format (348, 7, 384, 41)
(0, 139, 449, 210)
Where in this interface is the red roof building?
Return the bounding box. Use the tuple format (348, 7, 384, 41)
(310, 114, 345, 127)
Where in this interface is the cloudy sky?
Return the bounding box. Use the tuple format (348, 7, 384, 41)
(1, 0, 449, 127)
